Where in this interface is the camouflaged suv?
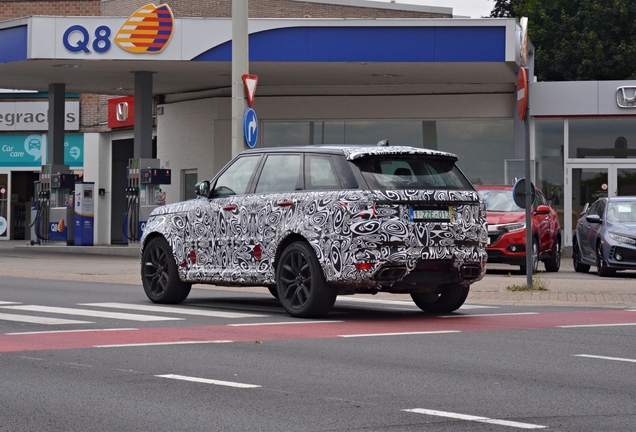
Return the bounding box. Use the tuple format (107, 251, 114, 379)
(140, 144, 487, 317)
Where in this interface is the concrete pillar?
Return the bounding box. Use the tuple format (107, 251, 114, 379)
(134, 71, 154, 159)
(47, 83, 66, 165)
(231, 0, 249, 157)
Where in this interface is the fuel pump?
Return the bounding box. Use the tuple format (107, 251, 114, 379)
(31, 166, 53, 243)
(50, 170, 78, 244)
(124, 158, 170, 244)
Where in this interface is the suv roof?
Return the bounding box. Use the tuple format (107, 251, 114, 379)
(240, 145, 459, 161)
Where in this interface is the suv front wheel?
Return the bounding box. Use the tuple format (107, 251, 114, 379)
(276, 241, 337, 318)
(411, 283, 469, 313)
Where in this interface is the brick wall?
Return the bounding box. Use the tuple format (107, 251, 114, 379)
(102, 0, 450, 18)
(0, 1, 100, 20)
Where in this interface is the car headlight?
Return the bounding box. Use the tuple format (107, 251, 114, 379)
(488, 222, 525, 233)
(609, 233, 636, 245)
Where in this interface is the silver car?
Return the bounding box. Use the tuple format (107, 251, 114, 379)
(140, 144, 488, 317)
(572, 197, 636, 276)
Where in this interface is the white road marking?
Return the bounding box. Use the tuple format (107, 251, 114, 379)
(559, 323, 636, 328)
(78, 302, 268, 318)
(339, 330, 460, 338)
(0, 301, 20, 305)
(0, 305, 184, 322)
(575, 354, 636, 364)
(156, 374, 261, 388)
(6, 328, 138, 336)
(403, 408, 547, 429)
(440, 312, 539, 318)
(95, 340, 232, 348)
(335, 297, 497, 309)
(0, 312, 92, 325)
(228, 320, 343, 327)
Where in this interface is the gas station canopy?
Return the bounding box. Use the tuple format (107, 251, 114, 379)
(0, 16, 526, 97)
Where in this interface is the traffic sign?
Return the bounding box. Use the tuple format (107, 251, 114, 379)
(517, 68, 528, 121)
(243, 108, 258, 148)
(242, 74, 258, 107)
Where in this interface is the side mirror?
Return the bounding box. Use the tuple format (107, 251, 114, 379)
(535, 204, 550, 215)
(585, 214, 602, 224)
(195, 181, 211, 198)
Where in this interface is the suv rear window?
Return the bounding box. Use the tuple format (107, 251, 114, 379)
(353, 156, 473, 190)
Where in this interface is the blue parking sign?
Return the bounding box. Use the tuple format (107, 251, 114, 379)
(243, 108, 258, 148)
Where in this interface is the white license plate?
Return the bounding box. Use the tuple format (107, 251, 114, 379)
(411, 207, 452, 222)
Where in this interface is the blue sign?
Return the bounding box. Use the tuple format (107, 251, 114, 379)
(243, 108, 258, 148)
(0, 133, 84, 167)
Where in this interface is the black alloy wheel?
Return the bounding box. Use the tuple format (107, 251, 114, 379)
(276, 241, 336, 318)
(572, 238, 590, 273)
(411, 283, 470, 313)
(596, 242, 616, 277)
(544, 237, 561, 272)
(141, 237, 192, 303)
(520, 238, 539, 275)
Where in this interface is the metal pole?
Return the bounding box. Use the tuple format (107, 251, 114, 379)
(524, 76, 533, 289)
(231, 0, 249, 158)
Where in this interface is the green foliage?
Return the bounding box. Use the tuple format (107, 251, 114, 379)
(489, 0, 523, 18)
(514, 0, 636, 81)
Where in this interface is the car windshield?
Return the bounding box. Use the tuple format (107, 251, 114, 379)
(606, 201, 636, 223)
(478, 189, 523, 212)
(353, 156, 473, 190)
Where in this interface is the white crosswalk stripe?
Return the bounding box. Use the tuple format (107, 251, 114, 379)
(78, 302, 268, 318)
(0, 305, 184, 322)
(0, 312, 92, 325)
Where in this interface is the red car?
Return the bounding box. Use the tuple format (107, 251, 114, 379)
(476, 185, 561, 274)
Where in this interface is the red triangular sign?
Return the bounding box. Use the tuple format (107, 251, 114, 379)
(242, 74, 258, 107)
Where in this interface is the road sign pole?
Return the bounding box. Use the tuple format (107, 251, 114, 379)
(522, 70, 533, 289)
(231, 0, 248, 158)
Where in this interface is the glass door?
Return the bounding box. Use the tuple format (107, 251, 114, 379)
(617, 168, 636, 196)
(565, 164, 636, 246)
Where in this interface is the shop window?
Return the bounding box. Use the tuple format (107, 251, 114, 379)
(569, 117, 636, 159)
(262, 119, 514, 187)
(535, 118, 565, 226)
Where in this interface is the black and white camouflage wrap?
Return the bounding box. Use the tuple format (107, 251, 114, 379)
(141, 146, 487, 292)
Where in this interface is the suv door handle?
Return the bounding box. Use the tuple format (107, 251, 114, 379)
(223, 205, 237, 211)
(277, 201, 294, 207)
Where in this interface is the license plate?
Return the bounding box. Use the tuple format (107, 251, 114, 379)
(410, 207, 452, 222)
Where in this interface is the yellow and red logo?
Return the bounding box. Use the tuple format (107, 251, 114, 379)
(114, 3, 174, 54)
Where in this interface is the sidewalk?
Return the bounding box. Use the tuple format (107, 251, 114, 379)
(1, 240, 635, 309)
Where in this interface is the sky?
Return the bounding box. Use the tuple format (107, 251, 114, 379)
(383, 0, 495, 18)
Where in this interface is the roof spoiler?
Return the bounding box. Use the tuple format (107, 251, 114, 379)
(376, 139, 389, 146)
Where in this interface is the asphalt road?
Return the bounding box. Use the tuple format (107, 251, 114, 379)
(1, 275, 635, 431)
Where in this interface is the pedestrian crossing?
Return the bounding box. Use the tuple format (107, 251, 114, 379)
(0, 301, 269, 327)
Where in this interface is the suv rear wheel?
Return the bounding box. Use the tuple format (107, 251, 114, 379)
(141, 237, 192, 304)
(411, 283, 469, 313)
(276, 241, 337, 318)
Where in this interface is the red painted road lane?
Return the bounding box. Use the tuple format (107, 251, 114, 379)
(1, 310, 635, 353)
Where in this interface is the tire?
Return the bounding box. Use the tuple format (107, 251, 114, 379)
(596, 242, 616, 277)
(572, 238, 590, 273)
(411, 284, 469, 313)
(544, 237, 561, 272)
(276, 241, 337, 318)
(519, 238, 539, 275)
(141, 237, 192, 304)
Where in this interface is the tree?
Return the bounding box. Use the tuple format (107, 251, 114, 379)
(489, 0, 523, 18)
(513, 0, 636, 81)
